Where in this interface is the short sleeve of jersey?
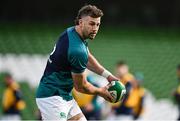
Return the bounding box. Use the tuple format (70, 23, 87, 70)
(69, 51, 87, 73)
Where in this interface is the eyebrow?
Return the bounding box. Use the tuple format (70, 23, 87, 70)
(89, 21, 100, 25)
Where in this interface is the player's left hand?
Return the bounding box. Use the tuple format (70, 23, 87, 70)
(107, 75, 119, 82)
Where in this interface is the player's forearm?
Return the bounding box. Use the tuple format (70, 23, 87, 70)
(72, 72, 101, 95)
(75, 80, 101, 95)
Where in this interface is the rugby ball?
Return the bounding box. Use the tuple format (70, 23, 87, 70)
(108, 80, 126, 103)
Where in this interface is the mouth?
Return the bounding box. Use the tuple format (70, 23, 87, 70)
(90, 33, 97, 36)
(88, 32, 97, 39)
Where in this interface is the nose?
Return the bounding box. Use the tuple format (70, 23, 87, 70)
(92, 26, 98, 33)
(92, 30, 97, 34)
(93, 24, 99, 29)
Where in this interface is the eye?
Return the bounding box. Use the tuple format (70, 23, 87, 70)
(97, 23, 100, 27)
(89, 22, 95, 26)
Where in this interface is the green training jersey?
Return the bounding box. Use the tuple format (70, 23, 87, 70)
(36, 26, 88, 101)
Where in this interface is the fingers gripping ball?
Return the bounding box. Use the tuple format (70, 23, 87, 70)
(108, 81, 126, 103)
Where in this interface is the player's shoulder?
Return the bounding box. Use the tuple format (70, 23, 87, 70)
(69, 47, 87, 58)
(67, 26, 74, 32)
(58, 29, 69, 41)
(66, 26, 83, 44)
(56, 26, 75, 42)
(66, 26, 76, 37)
(54, 28, 69, 48)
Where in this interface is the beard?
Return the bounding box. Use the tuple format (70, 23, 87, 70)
(82, 32, 95, 40)
(82, 28, 97, 40)
(88, 33, 96, 40)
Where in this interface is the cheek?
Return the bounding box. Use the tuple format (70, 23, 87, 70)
(85, 23, 92, 30)
(84, 24, 90, 30)
(82, 25, 89, 35)
(85, 25, 91, 33)
(97, 26, 100, 31)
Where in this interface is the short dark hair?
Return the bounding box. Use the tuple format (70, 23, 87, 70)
(116, 61, 126, 67)
(75, 5, 104, 25)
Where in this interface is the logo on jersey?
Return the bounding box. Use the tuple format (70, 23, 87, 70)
(59, 112, 66, 119)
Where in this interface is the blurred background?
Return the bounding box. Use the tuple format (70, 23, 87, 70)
(0, 0, 180, 120)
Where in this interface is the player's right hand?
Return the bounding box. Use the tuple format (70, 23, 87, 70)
(98, 84, 113, 102)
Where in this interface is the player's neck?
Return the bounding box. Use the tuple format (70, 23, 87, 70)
(75, 26, 85, 40)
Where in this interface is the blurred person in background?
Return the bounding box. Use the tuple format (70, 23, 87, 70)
(111, 61, 145, 120)
(173, 64, 180, 120)
(1, 72, 26, 121)
(73, 74, 102, 120)
(132, 72, 146, 120)
(108, 61, 135, 120)
(36, 4, 119, 121)
(113, 61, 135, 116)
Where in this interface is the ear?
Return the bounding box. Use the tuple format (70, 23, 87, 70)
(79, 19, 83, 25)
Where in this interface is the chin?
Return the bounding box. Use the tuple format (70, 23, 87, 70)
(89, 36, 96, 40)
(89, 37, 94, 40)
